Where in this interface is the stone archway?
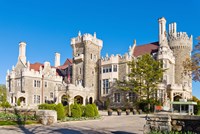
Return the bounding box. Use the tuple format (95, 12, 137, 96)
(74, 95, 83, 104)
(89, 97, 93, 104)
(174, 95, 182, 101)
(18, 97, 25, 105)
(61, 95, 69, 106)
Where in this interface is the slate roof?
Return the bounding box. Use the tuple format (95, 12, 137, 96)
(133, 42, 159, 57)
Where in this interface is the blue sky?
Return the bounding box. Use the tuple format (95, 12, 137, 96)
(0, 0, 200, 98)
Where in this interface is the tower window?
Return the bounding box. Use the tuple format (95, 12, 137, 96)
(79, 68, 81, 74)
(91, 54, 92, 59)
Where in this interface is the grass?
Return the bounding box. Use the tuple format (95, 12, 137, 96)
(0, 120, 39, 126)
(63, 115, 101, 122)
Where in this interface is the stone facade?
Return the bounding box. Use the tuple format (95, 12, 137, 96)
(6, 17, 193, 109)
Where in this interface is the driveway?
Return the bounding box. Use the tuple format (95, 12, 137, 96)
(0, 111, 146, 134)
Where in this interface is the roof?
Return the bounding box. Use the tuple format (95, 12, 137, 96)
(133, 42, 159, 57)
(30, 62, 43, 71)
(170, 101, 197, 105)
(58, 58, 72, 70)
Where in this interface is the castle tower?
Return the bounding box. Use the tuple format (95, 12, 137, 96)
(55, 52, 60, 67)
(71, 32, 103, 99)
(158, 18, 175, 85)
(18, 42, 27, 64)
(158, 17, 167, 44)
(168, 22, 193, 87)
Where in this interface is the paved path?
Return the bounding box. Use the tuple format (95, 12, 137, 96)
(0, 111, 146, 134)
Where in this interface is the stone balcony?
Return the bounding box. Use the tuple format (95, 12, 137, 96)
(74, 54, 84, 62)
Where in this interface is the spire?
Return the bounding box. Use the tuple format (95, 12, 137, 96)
(18, 42, 27, 64)
(78, 31, 81, 36)
(158, 17, 167, 44)
(94, 32, 96, 38)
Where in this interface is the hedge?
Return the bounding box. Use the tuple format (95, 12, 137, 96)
(85, 104, 95, 117)
(92, 103, 99, 116)
(71, 103, 82, 118)
(38, 104, 56, 110)
(55, 103, 65, 120)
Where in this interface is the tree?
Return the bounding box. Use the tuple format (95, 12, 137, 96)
(117, 54, 165, 112)
(0, 85, 7, 105)
(184, 36, 200, 81)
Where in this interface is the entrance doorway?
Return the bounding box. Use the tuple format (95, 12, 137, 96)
(74, 95, 83, 104)
(61, 95, 68, 106)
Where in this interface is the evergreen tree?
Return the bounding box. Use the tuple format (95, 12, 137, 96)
(117, 54, 165, 111)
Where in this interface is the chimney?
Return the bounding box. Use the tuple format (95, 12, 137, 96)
(18, 42, 27, 64)
(55, 53, 60, 67)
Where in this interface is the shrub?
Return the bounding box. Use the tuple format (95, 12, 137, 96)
(64, 106, 69, 117)
(55, 103, 65, 120)
(1, 101, 11, 108)
(80, 105, 85, 116)
(85, 104, 95, 117)
(17, 99, 20, 106)
(92, 103, 99, 116)
(71, 103, 82, 118)
(38, 104, 56, 110)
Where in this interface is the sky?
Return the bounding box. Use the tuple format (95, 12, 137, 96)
(0, 0, 200, 98)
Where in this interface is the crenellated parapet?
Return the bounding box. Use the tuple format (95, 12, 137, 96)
(71, 32, 103, 47)
(101, 53, 132, 65)
(168, 30, 193, 50)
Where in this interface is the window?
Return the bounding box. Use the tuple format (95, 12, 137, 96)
(103, 66, 112, 73)
(128, 92, 135, 102)
(79, 68, 81, 74)
(34, 95, 40, 104)
(37, 81, 40, 87)
(45, 96, 47, 103)
(91, 54, 92, 59)
(50, 92, 54, 98)
(93, 55, 96, 61)
(34, 80, 37, 87)
(17, 79, 20, 87)
(34, 95, 37, 103)
(34, 80, 41, 87)
(37, 95, 40, 104)
(114, 93, 121, 103)
(113, 65, 117, 72)
(45, 81, 48, 88)
(103, 79, 109, 94)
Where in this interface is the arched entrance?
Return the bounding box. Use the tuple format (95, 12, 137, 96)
(61, 95, 68, 106)
(174, 95, 182, 101)
(74, 95, 83, 104)
(18, 97, 25, 105)
(89, 97, 93, 104)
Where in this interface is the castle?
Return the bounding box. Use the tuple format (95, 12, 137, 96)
(6, 17, 193, 108)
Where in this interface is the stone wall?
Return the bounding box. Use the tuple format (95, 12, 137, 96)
(144, 114, 200, 133)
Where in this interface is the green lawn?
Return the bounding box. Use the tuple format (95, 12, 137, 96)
(0, 120, 39, 126)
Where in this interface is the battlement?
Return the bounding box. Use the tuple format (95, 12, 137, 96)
(71, 32, 103, 47)
(101, 53, 132, 65)
(168, 32, 193, 49)
(168, 22, 193, 49)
